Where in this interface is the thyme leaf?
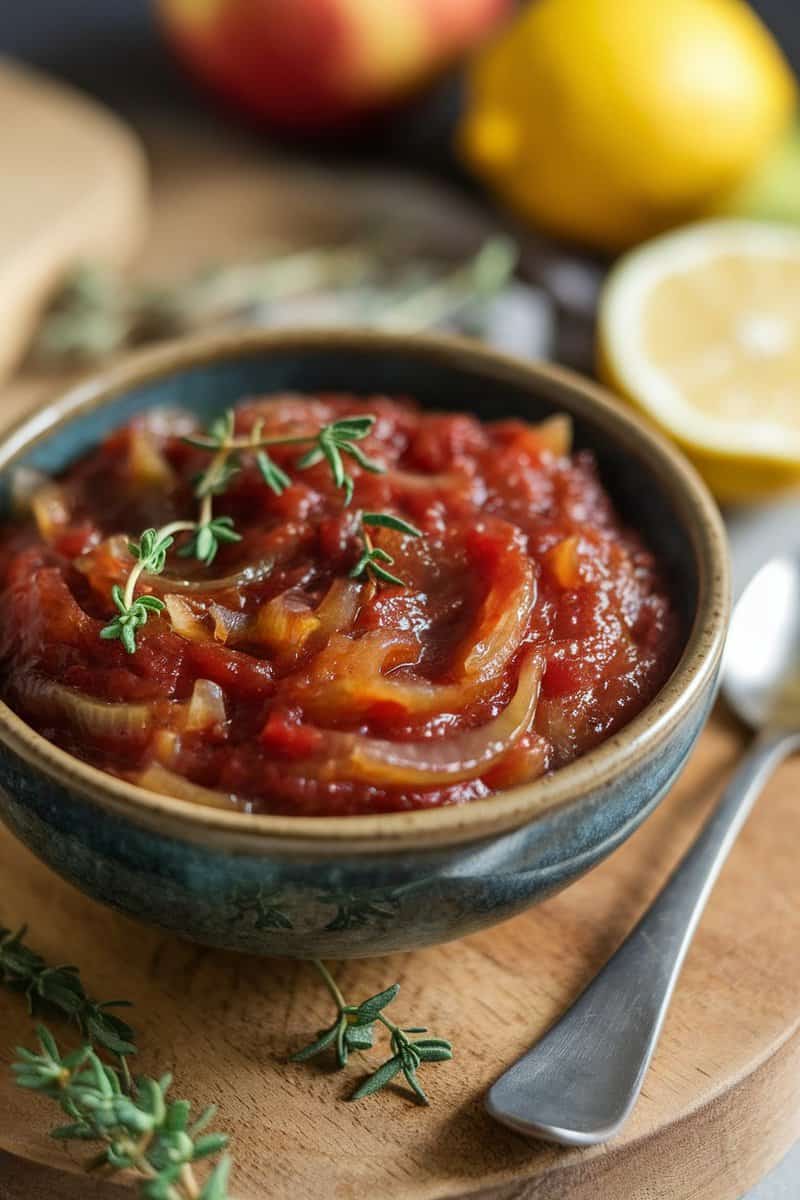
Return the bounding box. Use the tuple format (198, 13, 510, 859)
(177, 516, 242, 567)
(349, 511, 421, 589)
(361, 512, 422, 536)
(256, 450, 291, 496)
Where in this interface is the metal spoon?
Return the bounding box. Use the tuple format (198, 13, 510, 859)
(486, 555, 800, 1146)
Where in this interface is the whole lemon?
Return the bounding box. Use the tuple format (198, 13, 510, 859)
(459, 0, 797, 251)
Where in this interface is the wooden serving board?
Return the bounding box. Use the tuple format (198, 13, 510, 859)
(0, 115, 798, 1200)
(0, 61, 149, 383)
(0, 709, 799, 1200)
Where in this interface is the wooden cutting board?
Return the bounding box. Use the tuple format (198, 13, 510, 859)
(0, 119, 798, 1200)
(0, 709, 798, 1200)
(0, 61, 148, 382)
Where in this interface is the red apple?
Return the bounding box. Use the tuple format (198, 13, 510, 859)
(157, 0, 511, 133)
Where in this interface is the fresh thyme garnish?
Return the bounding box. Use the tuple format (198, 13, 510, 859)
(100, 525, 190, 654)
(292, 960, 452, 1106)
(101, 411, 422, 653)
(13, 1026, 231, 1199)
(294, 414, 384, 506)
(350, 512, 422, 588)
(1, 922, 136, 1090)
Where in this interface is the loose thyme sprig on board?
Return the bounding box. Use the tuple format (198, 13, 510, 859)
(3, 932, 446, 1196)
(3, 923, 233, 1197)
(1, 923, 136, 1089)
(292, 960, 452, 1105)
(101, 411, 422, 653)
(13, 1027, 231, 1200)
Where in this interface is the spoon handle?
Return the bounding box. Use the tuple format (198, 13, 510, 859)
(486, 726, 800, 1146)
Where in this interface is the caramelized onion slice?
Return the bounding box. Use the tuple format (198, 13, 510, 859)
(298, 672, 479, 722)
(319, 651, 544, 787)
(206, 580, 363, 658)
(254, 591, 320, 660)
(314, 579, 362, 638)
(17, 675, 152, 740)
(290, 630, 473, 722)
(184, 679, 227, 732)
(210, 603, 251, 645)
(253, 578, 364, 663)
(31, 484, 71, 544)
(545, 536, 583, 589)
(128, 427, 175, 488)
(136, 762, 239, 810)
(536, 415, 573, 457)
(459, 559, 535, 680)
(147, 556, 276, 596)
(164, 595, 212, 643)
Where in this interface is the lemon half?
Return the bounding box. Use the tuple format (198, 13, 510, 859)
(598, 220, 800, 501)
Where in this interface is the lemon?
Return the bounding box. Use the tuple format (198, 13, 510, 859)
(597, 219, 800, 502)
(459, 0, 797, 252)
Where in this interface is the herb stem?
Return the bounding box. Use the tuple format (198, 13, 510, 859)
(122, 519, 195, 608)
(187, 430, 321, 453)
(181, 1161, 202, 1199)
(311, 959, 347, 1011)
(198, 492, 213, 529)
(119, 1054, 133, 1094)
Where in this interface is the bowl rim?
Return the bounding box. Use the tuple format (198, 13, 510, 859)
(0, 328, 730, 854)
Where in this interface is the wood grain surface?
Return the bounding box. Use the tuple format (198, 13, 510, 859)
(0, 117, 798, 1200)
(0, 710, 798, 1200)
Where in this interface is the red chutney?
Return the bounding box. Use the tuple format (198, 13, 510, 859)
(0, 396, 680, 816)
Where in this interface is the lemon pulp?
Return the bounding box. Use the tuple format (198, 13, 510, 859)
(598, 220, 800, 501)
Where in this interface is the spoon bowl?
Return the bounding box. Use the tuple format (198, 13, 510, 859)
(723, 555, 800, 731)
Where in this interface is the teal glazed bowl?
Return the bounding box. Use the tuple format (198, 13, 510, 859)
(0, 331, 729, 958)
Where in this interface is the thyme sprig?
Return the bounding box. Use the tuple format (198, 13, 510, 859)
(13, 1027, 230, 1199)
(292, 961, 452, 1105)
(3, 923, 232, 1195)
(350, 512, 422, 588)
(1, 923, 136, 1090)
(32, 236, 519, 363)
(101, 411, 422, 653)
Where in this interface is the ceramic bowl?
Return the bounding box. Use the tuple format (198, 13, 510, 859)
(0, 331, 729, 958)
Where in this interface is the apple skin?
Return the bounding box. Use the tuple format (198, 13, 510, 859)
(157, 0, 512, 133)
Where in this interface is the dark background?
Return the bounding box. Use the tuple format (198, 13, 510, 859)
(1, 1, 798, 124)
